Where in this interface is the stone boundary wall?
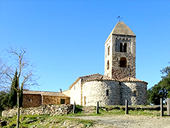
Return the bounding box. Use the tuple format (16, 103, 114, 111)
(2, 104, 73, 117)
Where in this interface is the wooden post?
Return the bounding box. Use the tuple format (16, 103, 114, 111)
(160, 98, 163, 117)
(73, 103, 76, 114)
(167, 98, 170, 116)
(125, 100, 128, 115)
(96, 101, 99, 114)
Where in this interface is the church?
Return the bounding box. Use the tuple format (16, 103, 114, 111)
(23, 21, 147, 108)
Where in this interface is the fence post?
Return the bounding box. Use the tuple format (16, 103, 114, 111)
(167, 98, 170, 116)
(96, 101, 99, 114)
(125, 100, 128, 115)
(73, 103, 76, 114)
(160, 98, 163, 117)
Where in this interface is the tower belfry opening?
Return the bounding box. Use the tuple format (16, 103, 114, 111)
(120, 57, 127, 67)
(120, 43, 127, 52)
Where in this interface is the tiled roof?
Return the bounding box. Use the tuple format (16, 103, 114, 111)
(23, 90, 69, 97)
(106, 21, 135, 43)
(119, 77, 148, 84)
(80, 73, 115, 82)
(69, 74, 148, 90)
(69, 73, 116, 89)
(111, 21, 135, 36)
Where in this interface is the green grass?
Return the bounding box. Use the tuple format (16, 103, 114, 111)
(66, 105, 162, 117)
(2, 114, 94, 128)
(97, 107, 161, 116)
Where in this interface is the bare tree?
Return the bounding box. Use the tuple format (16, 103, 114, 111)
(0, 46, 38, 128)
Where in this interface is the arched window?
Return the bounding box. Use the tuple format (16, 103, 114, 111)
(108, 46, 110, 55)
(106, 89, 109, 96)
(107, 60, 109, 70)
(120, 43, 127, 52)
(120, 43, 122, 52)
(132, 91, 137, 97)
(120, 57, 127, 67)
(124, 43, 127, 52)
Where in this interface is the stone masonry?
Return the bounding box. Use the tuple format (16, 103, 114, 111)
(68, 74, 147, 106)
(83, 80, 120, 106)
(23, 91, 70, 108)
(105, 22, 136, 79)
(2, 104, 73, 117)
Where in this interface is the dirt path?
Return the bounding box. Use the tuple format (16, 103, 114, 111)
(73, 115, 170, 128)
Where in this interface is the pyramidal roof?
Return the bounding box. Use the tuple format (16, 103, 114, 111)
(110, 21, 135, 36)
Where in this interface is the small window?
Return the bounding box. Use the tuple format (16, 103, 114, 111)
(61, 99, 65, 104)
(133, 91, 137, 97)
(108, 46, 110, 55)
(120, 57, 127, 67)
(74, 86, 76, 90)
(107, 60, 109, 70)
(106, 89, 109, 96)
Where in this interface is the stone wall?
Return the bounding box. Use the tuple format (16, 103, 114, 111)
(23, 94, 70, 108)
(2, 104, 73, 117)
(23, 94, 41, 108)
(70, 79, 82, 105)
(111, 35, 136, 79)
(105, 34, 136, 79)
(43, 96, 70, 105)
(120, 82, 147, 105)
(80, 80, 147, 106)
(105, 36, 112, 77)
(83, 80, 120, 106)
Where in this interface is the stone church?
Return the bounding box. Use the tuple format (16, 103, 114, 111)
(23, 21, 147, 108)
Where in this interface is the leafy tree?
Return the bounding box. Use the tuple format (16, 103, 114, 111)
(147, 65, 170, 105)
(147, 83, 163, 105)
(8, 70, 18, 108)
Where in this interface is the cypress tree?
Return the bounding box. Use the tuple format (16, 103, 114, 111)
(8, 69, 18, 108)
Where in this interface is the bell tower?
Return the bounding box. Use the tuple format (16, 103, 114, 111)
(104, 21, 136, 79)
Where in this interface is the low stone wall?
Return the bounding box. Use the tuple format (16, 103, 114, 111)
(2, 104, 73, 117)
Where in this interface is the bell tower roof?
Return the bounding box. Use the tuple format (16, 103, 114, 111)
(110, 21, 135, 36)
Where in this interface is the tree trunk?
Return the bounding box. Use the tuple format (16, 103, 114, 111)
(17, 92, 20, 128)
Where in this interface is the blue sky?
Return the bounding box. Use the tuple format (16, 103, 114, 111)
(0, 0, 170, 92)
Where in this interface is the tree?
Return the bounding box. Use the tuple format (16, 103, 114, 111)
(147, 83, 163, 105)
(8, 70, 18, 108)
(147, 64, 170, 105)
(0, 47, 38, 128)
(0, 90, 10, 115)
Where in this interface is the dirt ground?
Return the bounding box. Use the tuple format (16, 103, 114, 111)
(73, 115, 170, 128)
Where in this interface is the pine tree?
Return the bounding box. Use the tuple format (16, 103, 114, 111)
(8, 70, 18, 108)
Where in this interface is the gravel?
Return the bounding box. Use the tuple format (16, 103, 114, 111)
(73, 115, 170, 128)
